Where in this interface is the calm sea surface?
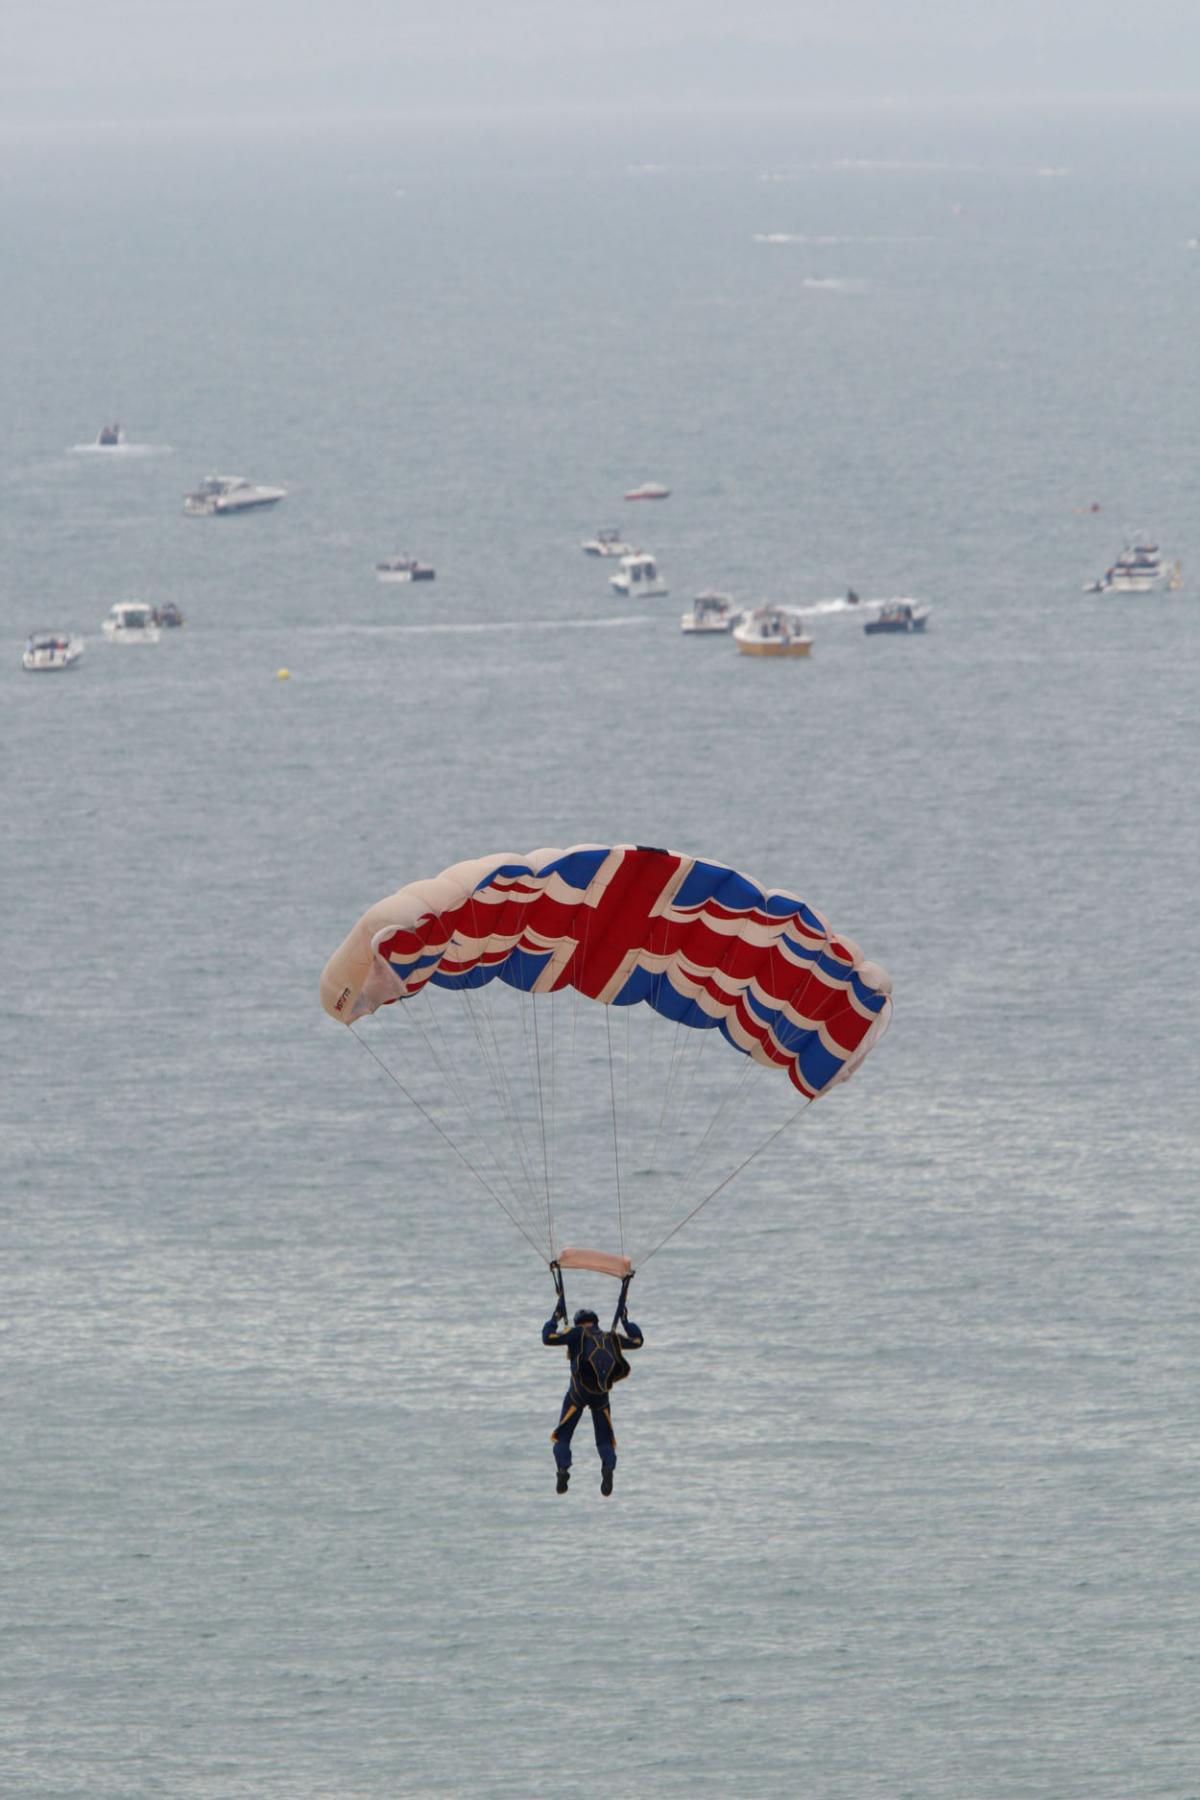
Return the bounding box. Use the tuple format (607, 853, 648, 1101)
(3, 106, 1198, 1799)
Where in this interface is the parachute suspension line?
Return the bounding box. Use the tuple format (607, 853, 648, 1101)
(522, 985, 554, 1253)
(461, 979, 548, 1252)
(604, 1001, 625, 1255)
(459, 893, 552, 1250)
(347, 1024, 549, 1263)
(665, 1049, 760, 1234)
(637, 1097, 812, 1269)
(390, 987, 529, 1227)
(393, 989, 547, 1252)
(443, 984, 544, 1248)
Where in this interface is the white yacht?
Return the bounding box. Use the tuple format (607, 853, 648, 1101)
(582, 528, 635, 558)
(184, 474, 287, 516)
(102, 602, 161, 644)
(733, 606, 812, 657)
(680, 591, 741, 633)
(624, 481, 671, 502)
(23, 630, 85, 671)
(1085, 539, 1179, 593)
(609, 552, 668, 598)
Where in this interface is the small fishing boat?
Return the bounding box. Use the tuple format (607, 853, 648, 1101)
(863, 601, 931, 635)
(680, 591, 740, 633)
(609, 553, 667, 597)
(624, 481, 670, 502)
(581, 529, 635, 557)
(23, 630, 85, 671)
(375, 556, 436, 583)
(733, 606, 812, 657)
(102, 602, 160, 644)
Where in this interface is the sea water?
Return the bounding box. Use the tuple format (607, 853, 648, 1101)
(3, 105, 1198, 1798)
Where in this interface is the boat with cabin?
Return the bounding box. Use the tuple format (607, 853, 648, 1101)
(733, 606, 812, 657)
(102, 602, 161, 644)
(863, 601, 931, 635)
(582, 528, 635, 557)
(184, 474, 287, 516)
(375, 556, 436, 583)
(609, 553, 667, 597)
(1084, 539, 1179, 593)
(680, 591, 741, 633)
(23, 630, 85, 671)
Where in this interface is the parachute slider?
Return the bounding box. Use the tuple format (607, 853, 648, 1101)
(556, 1247, 634, 1279)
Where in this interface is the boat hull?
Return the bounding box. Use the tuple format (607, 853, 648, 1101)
(735, 636, 811, 657)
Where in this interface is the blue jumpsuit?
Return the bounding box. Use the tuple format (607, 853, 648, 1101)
(542, 1316, 644, 1472)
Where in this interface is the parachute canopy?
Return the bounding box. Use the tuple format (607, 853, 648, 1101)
(321, 843, 890, 1100)
(321, 844, 891, 1271)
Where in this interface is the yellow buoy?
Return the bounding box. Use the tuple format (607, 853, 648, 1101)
(277, 667, 290, 680)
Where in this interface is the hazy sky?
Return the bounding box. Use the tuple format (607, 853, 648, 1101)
(3, 1, 1198, 126)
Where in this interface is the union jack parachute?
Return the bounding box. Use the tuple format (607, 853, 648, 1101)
(321, 844, 891, 1274)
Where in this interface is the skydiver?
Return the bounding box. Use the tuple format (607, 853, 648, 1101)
(542, 1297, 643, 1495)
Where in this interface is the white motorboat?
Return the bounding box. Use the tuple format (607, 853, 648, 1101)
(1084, 539, 1179, 593)
(375, 556, 436, 583)
(609, 552, 668, 598)
(184, 474, 287, 516)
(624, 481, 671, 502)
(680, 591, 741, 633)
(102, 602, 161, 644)
(733, 606, 812, 657)
(582, 528, 635, 557)
(23, 630, 85, 671)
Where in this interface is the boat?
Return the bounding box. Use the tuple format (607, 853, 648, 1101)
(101, 602, 161, 644)
(863, 601, 931, 635)
(375, 556, 436, 583)
(680, 591, 741, 633)
(624, 482, 670, 502)
(95, 424, 124, 447)
(1084, 539, 1178, 593)
(581, 529, 635, 558)
(609, 553, 667, 597)
(733, 606, 812, 657)
(183, 474, 287, 516)
(151, 602, 185, 628)
(22, 630, 84, 671)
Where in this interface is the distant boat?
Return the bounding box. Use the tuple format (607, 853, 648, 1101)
(680, 591, 740, 633)
(733, 606, 812, 657)
(23, 630, 84, 671)
(375, 556, 436, 583)
(95, 423, 124, 447)
(863, 601, 930, 635)
(102, 601, 160, 644)
(624, 482, 670, 502)
(581, 528, 634, 557)
(1084, 539, 1177, 594)
(609, 553, 667, 597)
(184, 474, 286, 516)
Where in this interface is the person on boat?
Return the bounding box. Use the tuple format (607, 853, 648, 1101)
(542, 1298, 644, 1495)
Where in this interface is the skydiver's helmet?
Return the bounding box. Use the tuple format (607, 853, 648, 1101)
(573, 1308, 599, 1327)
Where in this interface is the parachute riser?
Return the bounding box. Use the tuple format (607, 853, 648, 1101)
(549, 1259, 633, 1332)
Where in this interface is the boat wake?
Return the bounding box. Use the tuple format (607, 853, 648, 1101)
(801, 277, 867, 292)
(68, 442, 174, 457)
(296, 615, 657, 640)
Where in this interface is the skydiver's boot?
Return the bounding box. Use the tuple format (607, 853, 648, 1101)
(600, 1466, 614, 1496)
(556, 1468, 570, 1494)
